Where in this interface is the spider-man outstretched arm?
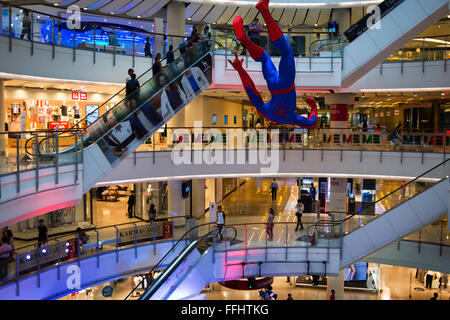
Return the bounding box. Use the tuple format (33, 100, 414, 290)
(227, 52, 270, 119)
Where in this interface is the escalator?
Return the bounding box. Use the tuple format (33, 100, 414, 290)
(125, 224, 237, 301)
(311, 158, 449, 268)
(341, 0, 448, 87)
(26, 42, 213, 192)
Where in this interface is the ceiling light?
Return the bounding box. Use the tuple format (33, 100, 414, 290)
(110, 12, 115, 15)
(137, 16, 141, 18)
(54, 3, 59, 6)
(83, 8, 88, 10)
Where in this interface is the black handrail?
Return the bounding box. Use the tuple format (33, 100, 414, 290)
(308, 158, 450, 237)
(124, 221, 218, 300)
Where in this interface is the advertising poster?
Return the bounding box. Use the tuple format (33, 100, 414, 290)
(93, 46, 212, 166)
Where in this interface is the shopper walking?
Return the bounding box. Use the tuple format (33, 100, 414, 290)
(295, 199, 304, 231)
(286, 293, 293, 300)
(37, 219, 48, 247)
(125, 68, 134, 84)
(309, 183, 316, 205)
(216, 205, 225, 241)
(144, 37, 152, 57)
(148, 203, 157, 221)
(127, 191, 136, 218)
(270, 179, 279, 201)
(20, 10, 32, 40)
(430, 292, 438, 300)
(266, 208, 275, 241)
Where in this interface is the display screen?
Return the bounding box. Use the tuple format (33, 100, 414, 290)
(344, 262, 368, 281)
(86, 105, 99, 125)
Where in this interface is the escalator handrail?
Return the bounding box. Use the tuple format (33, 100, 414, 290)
(68, 46, 183, 131)
(31, 42, 211, 157)
(138, 226, 237, 300)
(307, 158, 450, 236)
(124, 221, 217, 300)
(87, 44, 212, 149)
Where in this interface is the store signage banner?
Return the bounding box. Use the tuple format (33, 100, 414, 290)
(49, 121, 71, 129)
(321, 131, 382, 145)
(90, 47, 212, 167)
(80, 92, 87, 100)
(72, 92, 79, 100)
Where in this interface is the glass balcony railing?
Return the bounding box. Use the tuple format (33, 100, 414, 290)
(310, 158, 449, 239)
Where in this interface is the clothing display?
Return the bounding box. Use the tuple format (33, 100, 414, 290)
(60, 105, 68, 116)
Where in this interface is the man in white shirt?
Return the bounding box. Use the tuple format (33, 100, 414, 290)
(216, 205, 225, 241)
(270, 179, 279, 201)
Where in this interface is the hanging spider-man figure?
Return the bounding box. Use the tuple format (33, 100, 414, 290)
(228, 0, 318, 129)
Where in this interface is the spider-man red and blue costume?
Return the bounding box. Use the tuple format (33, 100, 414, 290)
(229, 0, 317, 129)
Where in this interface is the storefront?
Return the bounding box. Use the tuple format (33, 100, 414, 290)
(4, 86, 123, 132)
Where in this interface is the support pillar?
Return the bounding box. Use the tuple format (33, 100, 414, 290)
(168, 180, 186, 227)
(325, 94, 354, 129)
(331, 8, 351, 36)
(327, 269, 345, 300)
(328, 178, 348, 220)
(153, 17, 164, 56)
(167, 1, 185, 51)
(0, 79, 5, 155)
(191, 179, 205, 219)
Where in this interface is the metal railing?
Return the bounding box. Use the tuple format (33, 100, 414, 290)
(0, 215, 194, 293)
(308, 158, 450, 242)
(134, 126, 449, 157)
(0, 129, 83, 201)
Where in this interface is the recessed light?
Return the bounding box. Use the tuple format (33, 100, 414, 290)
(137, 16, 141, 18)
(83, 8, 88, 10)
(110, 12, 115, 15)
(54, 3, 59, 6)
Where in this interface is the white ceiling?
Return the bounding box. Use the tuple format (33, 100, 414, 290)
(12, 0, 375, 27)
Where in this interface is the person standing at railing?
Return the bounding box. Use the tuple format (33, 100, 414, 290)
(127, 191, 136, 219)
(286, 28, 295, 50)
(145, 37, 152, 57)
(37, 219, 48, 248)
(388, 124, 403, 151)
(200, 25, 212, 53)
(248, 18, 263, 47)
(2, 227, 14, 258)
(20, 10, 32, 41)
(166, 45, 175, 64)
(270, 178, 279, 201)
(266, 207, 275, 241)
(0, 237, 12, 280)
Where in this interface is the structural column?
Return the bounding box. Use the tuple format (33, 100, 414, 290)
(331, 8, 351, 36)
(168, 180, 186, 227)
(327, 269, 345, 300)
(0, 79, 5, 156)
(191, 179, 205, 219)
(325, 94, 354, 129)
(328, 178, 348, 220)
(167, 1, 186, 51)
(153, 17, 164, 56)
